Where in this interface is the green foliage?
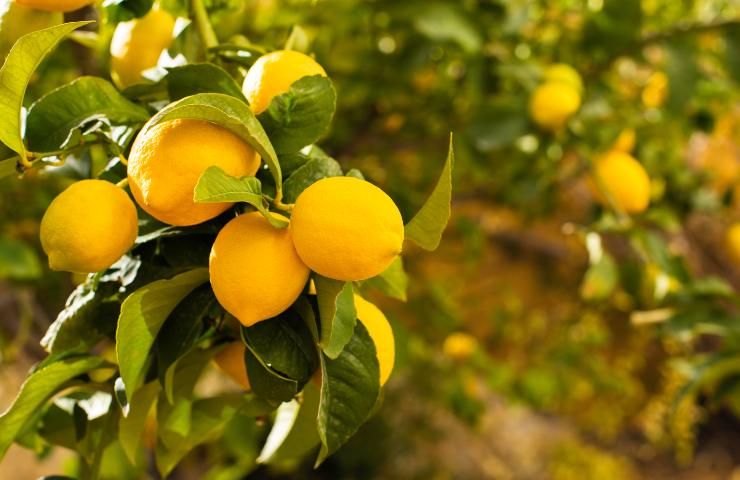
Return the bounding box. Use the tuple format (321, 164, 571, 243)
(314, 275, 357, 358)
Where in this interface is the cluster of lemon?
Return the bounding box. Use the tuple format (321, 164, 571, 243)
(40, 49, 399, 387)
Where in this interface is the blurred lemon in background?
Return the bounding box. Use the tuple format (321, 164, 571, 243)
(214, 342, 251, 390)
(15, 0, 92, 12)
(529, 82, 581, 131)
(593, 151, 651, 214)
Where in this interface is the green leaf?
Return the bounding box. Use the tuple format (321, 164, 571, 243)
(469, 99, 528, 152)
(116, 269, 209, 399)
(0, 157, 17, 179)
(314, 275, 356, 359)
(404, 136, 454, 251)
(25, 76, 149, 152)
(0, 21, 91, 156)
(103, 0, 153, 22)
(316, 321, 380, 466)
(166, 63, 246, 102)
(145, 93, 282, 199)
(118, 381, 160, 464)
(258, 75, 336, 154)
(193, 166, 288, 228)
(361, 256, 408, 302)
(413, 3, 482, 53)
(257, 381, 321, 465)
(0, 237, 41, 280)
(244, 347, 300, 404)
(282, 155, 343, 204)
(665, 40, 699, 113)
(0, 354, 105, 459)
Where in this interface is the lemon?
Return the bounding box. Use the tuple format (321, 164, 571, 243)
(529, 82, 581, 131)
(290, 177, 404, 281)
(40, 179, 138, 273)
(727, 224, 740, 264)
(209, 212, 310, 327)
(110, 7, 175, 88)
(242, 49, 326, 114)
(14, 0, 92, 12)
(612, 128, 636, 153)
(642, 71, 668, 108)
(442, 332, 478, 361)
(0, 1, 61, 58)
(127, 118, 260, 226)
(593, 151, 650, 214)
(544, 63, 583, 93)
(354, 295, 394, 386)
(214, 342, 250, 390)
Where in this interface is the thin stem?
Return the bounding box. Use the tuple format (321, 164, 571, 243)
(116, 178, 129, 189)
(118, 154, 128, 166)
(192, 0, 219, 52)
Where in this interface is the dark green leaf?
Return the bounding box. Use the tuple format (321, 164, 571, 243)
(104, 0, 154, 22)
(166, 63, 246, 101)
(244, 347, 299, 404)
(314, 275, 356, 359)
(282, 156, 343, 204)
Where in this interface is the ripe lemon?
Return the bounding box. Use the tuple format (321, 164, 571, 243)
(214, 342, 250, 390)
(290, 177, 404, 281)
(0, 1, 61, 58)
(544, 63, 583, 93)
(593, 151, 650, 214)
(110, 7, 175, 88)
(14, 0, 92, 12)
(529, 82, 581, 131)
(354, 295, 394, 386)
(642, 71, 668, 108)
(442, 332, 478, 361)
(209, 212, 310, 327)
(127, 118, 261, 226)
(40, 179, 138, 273)
(242, 49, 326, 114)
(727, 223, 740, 263)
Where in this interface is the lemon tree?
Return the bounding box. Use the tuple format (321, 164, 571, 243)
(0, 3, 453, 478)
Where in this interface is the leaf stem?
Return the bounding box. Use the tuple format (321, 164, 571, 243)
(116, 178, 129, 189)
(191, 0, 219, 52)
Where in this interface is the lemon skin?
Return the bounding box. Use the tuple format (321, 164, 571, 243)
(593, 151, 651, 214)
(209, 212, 310, 327)
(354, 294, 394, 386)
(529, 82, 581, 131)
(0, 1, 61, 58)
(40, 179, 138, 273)
(543, 63, 583, 93)
(127, 118, 261, 227)
(15, 0, 92, 12)
(214, 342, 250, 390)
(110, 7, 175, 89)
(242, 49, 326, 114)
(290, 176, 404, 282)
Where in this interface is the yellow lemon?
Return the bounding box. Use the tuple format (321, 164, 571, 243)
(110, 7, 175, 88)
(354, 295, 394, 386)
(0, 1, 61, 58)
(593, 151, 650, 214)
(612, 128, 636, 153)
(442, 332, 478, 361)
(529, 82, 581, 131)
(242, 49, 326, 114)
(40, 179, 138, 273)
(642, 71, 668, 108)
(214, 342, 250, 390)
(209, 212, 310, 327)
(290, 177, 404, 281)
(726, 224, 740, 264)
(544, 63, 583, 93)
(127, 118, 260, 226)
(14, 0, 92, 12)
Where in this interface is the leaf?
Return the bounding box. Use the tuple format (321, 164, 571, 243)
(469, 99, 528, 152)
(118, 381, 160, 464)
(116, 269, 209, 399)
(316, 321, 380, 466)
(0, 237, 41, 280)
(0, 354, 105, 459)
(166, 63, 246, 102)
(257, 381, 321, 465)
(0, 157, 17, 179)
(0, 21, 91, 156)
(405, 136, 454, 251)
(193, 166, 288, 228)
(258, 75, 336, 154)
(665, 40, 699, 113)
(25, 76, 149, 153)
(244, 347, 299, 404)
(282, 156, 343, 204)
(361, 256, 408, 302)
(103, 0, 154, 22)
(145, 93, 282, 199)
(413, 3, 482, 53)
(314, 276, 356, 359)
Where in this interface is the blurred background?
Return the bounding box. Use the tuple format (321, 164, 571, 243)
(2, 0, 740, 478)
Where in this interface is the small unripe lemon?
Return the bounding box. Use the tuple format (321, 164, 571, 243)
(14, 0, 92, 12)
(209, 212, 310, 327)
(40, 179, 138, 273)
(543, 63, 583, 93)
(242, 49, 326, 114)
(110, 7, 175, 88)
(0, 1, 61, 58)
(128, 118, 261, 226)
(529, 82, 581, 131)
(214, 342, 250, 390)
(290, 177, 404, 281)
(354, 295, 394, 386)
(593, 151, 651, 214)
(642, 71, 668, 108)
(442, 332, 478, 361)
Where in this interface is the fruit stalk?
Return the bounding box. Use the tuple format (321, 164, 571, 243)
(191, 0, 218, 51)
